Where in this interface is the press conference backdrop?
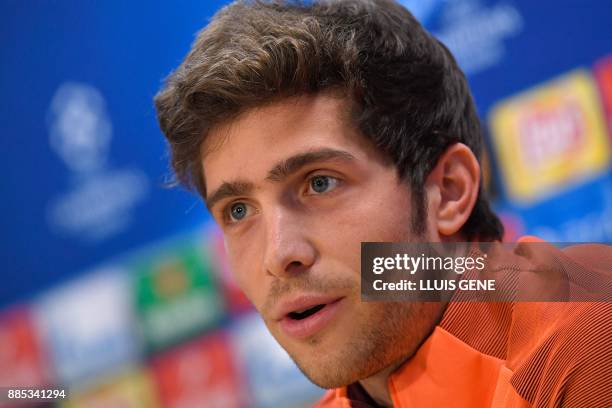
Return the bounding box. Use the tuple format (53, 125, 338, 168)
(1, 0, 611, 406)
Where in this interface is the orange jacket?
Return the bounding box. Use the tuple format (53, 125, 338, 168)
(315, 239, 611, 407)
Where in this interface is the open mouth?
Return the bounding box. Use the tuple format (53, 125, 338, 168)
(279, 297, 343, 338)
(287, 304, 326, 320)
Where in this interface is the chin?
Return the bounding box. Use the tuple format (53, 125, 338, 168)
(279, 331, 402, 389)
(280, 301, 444, 389)
(267, 331, 360, 388)
(291, 351, 370, 389)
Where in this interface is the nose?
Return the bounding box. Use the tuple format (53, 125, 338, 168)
(262, 207, 317, 278)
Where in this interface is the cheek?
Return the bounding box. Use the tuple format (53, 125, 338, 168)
(306, 209, 362, 271)
(308, 193, 413, 281)
(371, 190, 414, 240)
(225, 236, 264, 305)
(330, 187, 413, 243)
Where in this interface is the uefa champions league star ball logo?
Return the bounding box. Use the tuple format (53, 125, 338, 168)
(48, 82, 112, 174)
(45, 81, 149, 241)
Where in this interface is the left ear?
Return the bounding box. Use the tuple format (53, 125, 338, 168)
(425, 143, 481, 238)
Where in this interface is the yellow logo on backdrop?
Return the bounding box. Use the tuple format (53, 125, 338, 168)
(489, 69, 610, 203)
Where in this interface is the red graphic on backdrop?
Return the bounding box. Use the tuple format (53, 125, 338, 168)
(0, 307, 49, 388)
(151, 331, 247, 408)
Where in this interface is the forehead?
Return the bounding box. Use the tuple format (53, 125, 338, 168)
(201, 94, 380, 193)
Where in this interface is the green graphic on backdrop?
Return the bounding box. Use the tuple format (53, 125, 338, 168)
(134, 239, 224, 352)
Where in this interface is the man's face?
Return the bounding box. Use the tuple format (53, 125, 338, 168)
(203, 94, 443, 388)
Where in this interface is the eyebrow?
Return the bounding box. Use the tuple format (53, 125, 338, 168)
(205, 148, 356, 211)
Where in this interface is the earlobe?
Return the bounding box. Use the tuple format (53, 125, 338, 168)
(426, 143, 480, 238)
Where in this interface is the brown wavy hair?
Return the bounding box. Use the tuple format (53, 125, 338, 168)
(154, 0, 504, 241)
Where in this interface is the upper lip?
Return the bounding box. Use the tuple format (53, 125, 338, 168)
(273, 294, 343, 321)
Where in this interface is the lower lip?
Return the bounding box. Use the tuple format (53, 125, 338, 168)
(279, 298, 344, 339)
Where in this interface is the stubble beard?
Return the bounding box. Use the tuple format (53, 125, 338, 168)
(262, 210, 443, 389)
(285, 299, 444, 389)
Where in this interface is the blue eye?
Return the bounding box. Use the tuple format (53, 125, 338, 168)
(229, 202, 248, 221)
(309, 175, 338, 194)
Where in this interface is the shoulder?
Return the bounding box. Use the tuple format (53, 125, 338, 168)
(546, 302, 611, 407)
(508, 241, 611, 405)
(561, 243, 612, 274)
(509, 302, 611, 406)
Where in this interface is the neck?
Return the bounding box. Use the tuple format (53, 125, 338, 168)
(357, 359, 405, 407)
(357, 301, 450, 407)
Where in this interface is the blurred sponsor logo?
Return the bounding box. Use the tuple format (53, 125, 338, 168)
(489, 69, 611, 203)
(134, 242, 224, 352)
(151, 332, 245, 408)
(61, 369, 160, 408)
(594, 55, 612, 137)
(47, 168, 149, 241)
(33, 269, 140, 387)
(48, 83, 112, 174)
(46, 82, 149, 242)
(0, 308, 49, 388)
(433, 0, 523, 75)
